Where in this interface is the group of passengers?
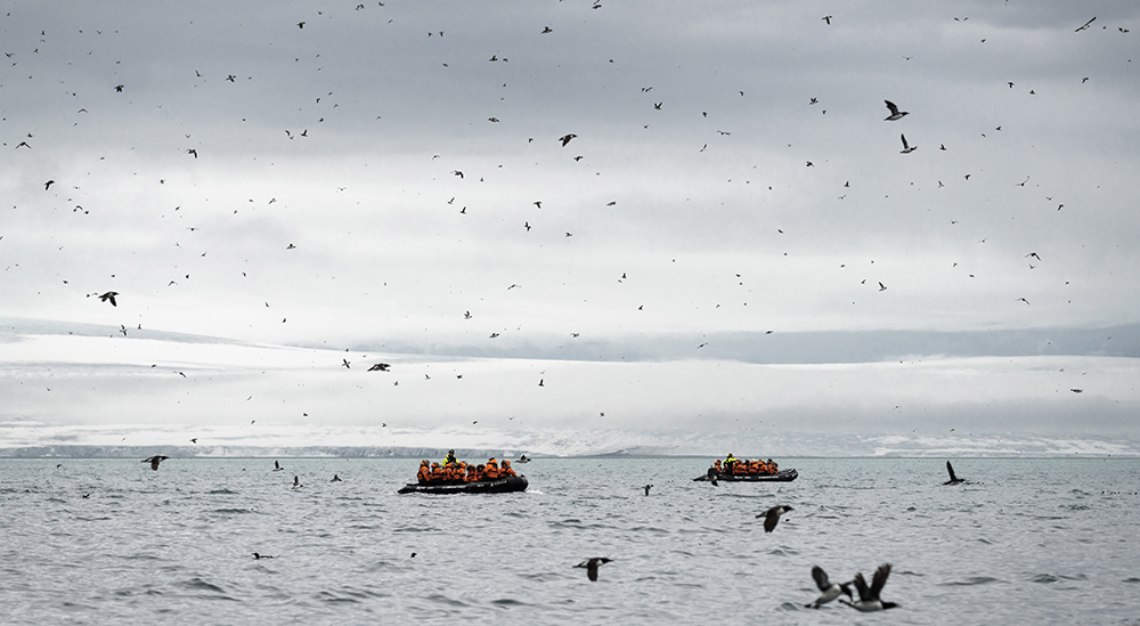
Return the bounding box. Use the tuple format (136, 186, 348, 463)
(416, 449, 518, 485)
(713, 453, 780, 476)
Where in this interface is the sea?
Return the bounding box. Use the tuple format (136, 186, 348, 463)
(2, 456, 1139, 625)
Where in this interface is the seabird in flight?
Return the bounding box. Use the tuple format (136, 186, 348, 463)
(841, 563, 899, 612)
(883, 100, 909, 121)
(576, 557, 612, 582)
(142, 455, 168, 471)
(808, 565, 853, 608)
(758, 505, 793, 533)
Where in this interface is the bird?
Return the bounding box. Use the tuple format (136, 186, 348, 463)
(841, 563, 899, 612)
(822, 15, 832, 25)
(292, 475, 302, 489)
(878, 281, 888, 292)
(899, 134, 916, 154)
(757, 505, 793, 533)
(252, 552, 274, 560)
(273, 460, 283, 472)
(367, 363, 390, 372)
(643, 484, 653, 496)
(1074, 17, 1096, 32)
(44, 179, 55, 190)
(114, 84, 124, 92)
(541, 26, 553, 33)
(808, 566, 853, 608)
(341, 358, 351, 369)
(576, 557, 612, 582)
(883, 100, 909, 121)
(944, 460, 965, 485)
(558, 133, 577, 147)
(331, 474, 342, 482)
(142, 455, 168, 471)
(190, 438, 198, 444)
(1071, 388, 1084, 393)
(186, 149, 197, 158)
(297, 21, 305, 29)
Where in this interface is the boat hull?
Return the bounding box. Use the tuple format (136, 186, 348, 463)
(692, 468, 798, 482)
(397, 475, 528, 495)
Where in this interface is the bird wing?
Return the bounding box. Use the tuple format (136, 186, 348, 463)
(763, 506, 780, 532)
(885, 100, 899, 115)
(946, 461, 958, 481)
(900, 134, 909, 149)
(812, 565, 831, 591)
(852, 571, 871, 601)
(869, 563, 892, 600)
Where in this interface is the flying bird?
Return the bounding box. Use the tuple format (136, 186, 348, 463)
(292, 475, 302, 489)
(944, 460, 965, 485)
(142, 455, 168, 471)
(643, 484, 653, 496)
(822, 15, 832, 25)
(342, 358, 351, 369)
(98, 291, 119, 306)
(899, 134, 916, 154)
(883, 100, 909, 121)
(841, 563, 899, 612)
(273, 460, 283, 471)
(808, 566, 853, 608)
(575, 557, 612, 582)
(757, 504, 793, 533)
(1074, 17, 1096, 32)
(252, 552, 274, 560)
(367, 363, 390, 372)
(878, 281, 888, 292)
(558, 133, 577, 147)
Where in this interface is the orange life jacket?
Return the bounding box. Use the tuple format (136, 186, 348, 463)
(500, 461, 516, 477)
(484, 459, 500, 479)
(416, 463, 431, 484)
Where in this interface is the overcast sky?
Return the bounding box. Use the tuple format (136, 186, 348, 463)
(2, 1, 1139, 455)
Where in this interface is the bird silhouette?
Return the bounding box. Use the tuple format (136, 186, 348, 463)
(758, 505, 793, 532)
(883, 100, 909, 121)
(841, 563, 898, 612)
(944, 460, 965, 485)
(808, 566, 853, 608)
(558, 133, 577, 147)
(142, 455, 168, 471)
(899, 134, 916, 154)
(98, 291, 119, 306)
(576, 557, 612, 582)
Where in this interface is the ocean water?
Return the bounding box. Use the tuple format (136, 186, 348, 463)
(2, 457, 1139, 625)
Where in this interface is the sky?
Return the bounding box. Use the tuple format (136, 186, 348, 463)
(2, 1, 1139, 456)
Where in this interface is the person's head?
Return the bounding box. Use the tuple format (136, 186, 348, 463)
(431, 462, 440, 468)
(421, 460, 429, 466)
(448, 449, 455, 455)
(502, 460, 511, 467)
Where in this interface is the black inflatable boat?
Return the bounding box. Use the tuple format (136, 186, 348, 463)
(397, 475, 529, 495)
(692, 468, 798, 483)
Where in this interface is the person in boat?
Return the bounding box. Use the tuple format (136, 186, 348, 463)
(766, 458, 778, 475)
(466, 464, 481, 482)
(748, 459, 760, 475)
(483, 458, 501, 480)
(713, 459, 723, 474)
(442, 449, 458, 467)
(429, 462, 445, 483)
(501, 459, 516, 477)
(724, 453, 738, 473)
(732, 459, 747, 475)
(416, 460, 432, 484)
